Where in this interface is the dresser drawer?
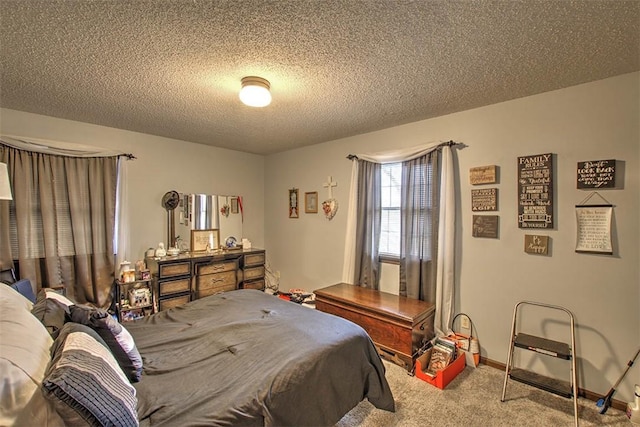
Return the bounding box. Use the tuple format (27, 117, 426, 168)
(197, 261, 237, 275)
(159, 262, 190, 278)
(244, 252, 265, 267)
(159, 278, 190, 296)
(199, 284, 236, 298)
(243, 265, 264, 281)
(159, 294, 190, 311)
(198, 270, 236, 293)
(243, 279, 265, 290)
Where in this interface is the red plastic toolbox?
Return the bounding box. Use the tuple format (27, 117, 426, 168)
(414, 348, 465, 389)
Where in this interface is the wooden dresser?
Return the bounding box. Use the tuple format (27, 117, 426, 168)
(147, 248, 266, 310)
(315, 283, 435, 370)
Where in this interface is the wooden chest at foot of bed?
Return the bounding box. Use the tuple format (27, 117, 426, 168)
(315, 283, 435, 371)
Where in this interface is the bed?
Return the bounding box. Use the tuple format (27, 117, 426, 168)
(1, 285, 395, 427)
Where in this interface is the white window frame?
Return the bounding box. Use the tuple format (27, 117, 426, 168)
(379, 162, 402, 261)
(379, 161, 435, 263)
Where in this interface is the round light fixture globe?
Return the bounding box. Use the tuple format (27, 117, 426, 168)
(239, 76, 271, 107)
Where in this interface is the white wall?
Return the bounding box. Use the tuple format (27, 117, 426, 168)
(0, 109, 265, 259)
(265, 72, 640, 401)
(2, 72, 638, 401)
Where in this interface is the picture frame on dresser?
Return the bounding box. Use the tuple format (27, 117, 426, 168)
(191, 228, 220, 252)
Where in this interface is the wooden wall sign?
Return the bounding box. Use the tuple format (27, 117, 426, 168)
(577, 159, 616, 189)
(524, 235, 549, 255)
(518, 153, 553, 229)
(469, 165, 497, 185)
(472, 215, 499, 238)
(471, 188, 498, 211)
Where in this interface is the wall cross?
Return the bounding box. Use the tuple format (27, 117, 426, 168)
(323, 176, 337, 199)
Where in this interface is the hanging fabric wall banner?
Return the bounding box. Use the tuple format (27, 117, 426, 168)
(575, 204, 613, 254)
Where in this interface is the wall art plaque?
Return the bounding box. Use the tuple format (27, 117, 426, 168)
(577, 159, 616, 189)
(518, 153, 553, 229)
(469, 165, 497, 185)
(472, 215, 499, 238)
(471, 188, 498, 211)
(524, 234, 549, 255)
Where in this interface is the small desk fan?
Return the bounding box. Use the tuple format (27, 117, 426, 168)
(162, 190, 180, 249)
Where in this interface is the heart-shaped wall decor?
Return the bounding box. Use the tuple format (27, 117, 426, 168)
(322, 199, 338, 220)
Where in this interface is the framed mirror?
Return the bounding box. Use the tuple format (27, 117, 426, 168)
(174, 193, 243, 252)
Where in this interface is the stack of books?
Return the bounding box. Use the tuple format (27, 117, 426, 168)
(424, 337, 458, 377)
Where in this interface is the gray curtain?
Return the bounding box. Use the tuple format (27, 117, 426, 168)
(0, 143, 117, 308)
(399, 150, 440, 300)
(354, 160, 381, 289)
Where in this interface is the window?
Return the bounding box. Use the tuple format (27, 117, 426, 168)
(9, 165, 77, 258)
(379, 162, 401, 257)
(379, 160, 435, 262)
(1, 147, 118, 297)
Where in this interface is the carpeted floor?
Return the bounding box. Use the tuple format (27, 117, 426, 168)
(336, 361, 630, 426)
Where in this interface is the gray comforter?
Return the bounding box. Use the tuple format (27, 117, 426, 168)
(126, 289, 395, 426)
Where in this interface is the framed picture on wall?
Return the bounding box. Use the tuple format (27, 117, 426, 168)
(191, 229, 220, 252)
(289, 188, 299, 218)
(305, 192, 318, 213)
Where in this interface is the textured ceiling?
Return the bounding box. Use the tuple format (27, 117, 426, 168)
(1, 1, 638, 155)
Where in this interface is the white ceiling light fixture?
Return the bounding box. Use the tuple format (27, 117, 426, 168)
(239, 76, 271, 107)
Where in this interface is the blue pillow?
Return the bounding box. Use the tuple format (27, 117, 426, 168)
(11, 279, 36, 304)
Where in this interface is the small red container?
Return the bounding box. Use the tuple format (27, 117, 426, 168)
(414, 348, 466, 389)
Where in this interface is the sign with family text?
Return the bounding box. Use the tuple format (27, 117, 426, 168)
(518, 153, 554, 229)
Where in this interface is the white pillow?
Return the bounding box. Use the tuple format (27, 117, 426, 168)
(43, 289, 75, 307)
(0, 296, 54, 425)
(0, 282, 33, 310)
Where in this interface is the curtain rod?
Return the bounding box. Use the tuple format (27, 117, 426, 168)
(1, 135, 136, 159)
(346, 140, 464, 160)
